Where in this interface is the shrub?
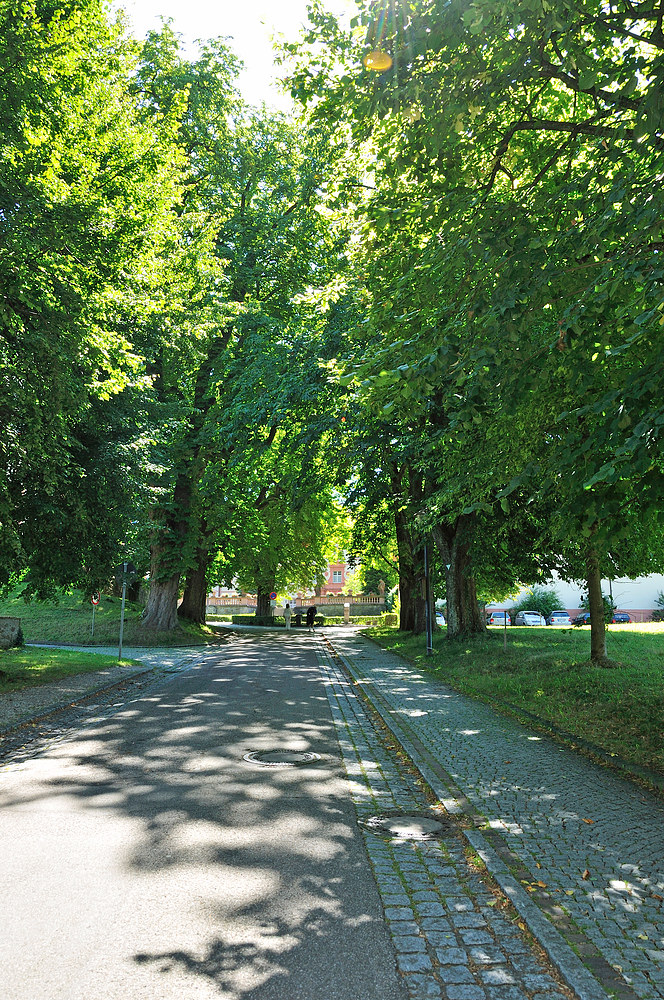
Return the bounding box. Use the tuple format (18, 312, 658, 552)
(510, 586, 566, 620)
(231, 615, 283, 626)
(228, 612, 397, 628)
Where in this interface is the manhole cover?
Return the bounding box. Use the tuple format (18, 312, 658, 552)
(362, 813, 446, 841)
(242, 750, 322, 767)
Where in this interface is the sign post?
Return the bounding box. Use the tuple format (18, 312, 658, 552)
(91, 592, 100, 637)
(119, 563, 127, 659)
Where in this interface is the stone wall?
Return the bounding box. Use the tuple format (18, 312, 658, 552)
(0, 617, 22, 650)
(206, 603, 256, 616)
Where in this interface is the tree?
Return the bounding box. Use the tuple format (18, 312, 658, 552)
(511, 587, 565, 621)
(131, 28, 348, 629)
(0, 1, 184, 596)
(284, 0, 664, 654)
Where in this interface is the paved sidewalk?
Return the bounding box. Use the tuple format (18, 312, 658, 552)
(324, 632, 664, 1000)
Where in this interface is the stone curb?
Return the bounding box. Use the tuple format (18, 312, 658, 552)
(464, 831, 610, 1000)
(326, 637, 611, 1000)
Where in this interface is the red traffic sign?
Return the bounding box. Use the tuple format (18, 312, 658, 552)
(91, 593, 100, 605)
(269, 592, 277, 600)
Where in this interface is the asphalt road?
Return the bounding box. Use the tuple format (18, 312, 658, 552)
(0, 632, 408, 1000)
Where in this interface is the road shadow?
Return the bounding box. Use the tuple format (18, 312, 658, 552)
(0, 633, 405, 999)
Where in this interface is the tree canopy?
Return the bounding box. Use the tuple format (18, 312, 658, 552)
(3, 0, 663, 661)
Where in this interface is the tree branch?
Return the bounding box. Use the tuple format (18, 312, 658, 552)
(540, 60, 641, 111)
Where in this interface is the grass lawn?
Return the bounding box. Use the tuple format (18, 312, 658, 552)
(0, 646, 138, 694)
(0, 589, 223, 647)
(364, 623, 664, 777)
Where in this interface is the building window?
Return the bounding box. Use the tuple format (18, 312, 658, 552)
(332, 570, 342, 583)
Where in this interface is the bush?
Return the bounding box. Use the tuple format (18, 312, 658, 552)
(228, 612, 398, 628)
(231, 615, 283, 626)
(510, 586, 565, 620)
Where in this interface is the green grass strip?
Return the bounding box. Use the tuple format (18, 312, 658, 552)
(0, 647, 138, 693)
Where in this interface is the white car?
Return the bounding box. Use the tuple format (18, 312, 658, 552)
(547, 611, 572, 626)
(435, 613, 446, 626)
(486, 611, 511, 626)
(514, 610, 546, 626)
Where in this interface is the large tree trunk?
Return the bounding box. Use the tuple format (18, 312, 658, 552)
(256, 585, 272, 617)
(142, 335, 231, 633)
(432, 516, 485, 639)
(586, 540, 609, 666)
(141, 570, 181, 631)
(178, 545, 210, 624)
(397, 557, 426, 633)
(392, 490, 426, 633)
(141, 476, 193, 631)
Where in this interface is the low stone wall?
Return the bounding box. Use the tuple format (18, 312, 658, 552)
(0, 617, 22, 649)
(206, 604, 256, 616)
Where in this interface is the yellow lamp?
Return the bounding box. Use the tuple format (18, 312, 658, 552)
(363, 49, 393, 72)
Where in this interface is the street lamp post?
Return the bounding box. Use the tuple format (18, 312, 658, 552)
(424, 541, 433, 656)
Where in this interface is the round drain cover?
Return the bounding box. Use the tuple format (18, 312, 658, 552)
(242, 750, 321, 767)
(363, 813, 445, 840)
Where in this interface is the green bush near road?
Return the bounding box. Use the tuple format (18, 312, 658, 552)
(364, 624, 664, 777)
(229, 613, 398, 627)
(0, 647, 138, 693)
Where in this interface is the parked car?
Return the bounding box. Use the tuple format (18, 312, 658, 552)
(573, 610, 632, 625)
(611, 611, 631, 624)
(546, 611, 572, 626)
(486, 611, 511, 626)
(436, 612, 446, 626)
(514, 610, 546, 626)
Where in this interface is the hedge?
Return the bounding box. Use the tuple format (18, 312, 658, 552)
(229, 613, 398, 628)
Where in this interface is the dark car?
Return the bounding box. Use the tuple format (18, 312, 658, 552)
(573, 610, 632, 625)
(611, 611, 631, 624)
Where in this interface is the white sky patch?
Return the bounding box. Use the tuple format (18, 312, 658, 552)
(113, 0, 358, 108)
